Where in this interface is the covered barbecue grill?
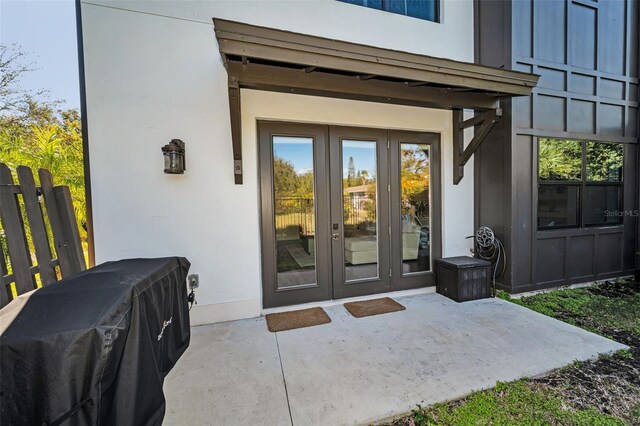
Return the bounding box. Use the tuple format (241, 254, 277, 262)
(0, 257, 191, 425)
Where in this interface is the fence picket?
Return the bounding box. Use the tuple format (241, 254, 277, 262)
(0, 164, 36, 296)
(0, 164, 87, 307)
(38, 168, 74, 278)
(0, 243, 10, 307)
(17, 166, 57, 285)
(53, 186, 86, 275)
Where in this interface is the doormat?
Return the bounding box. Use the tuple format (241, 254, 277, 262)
(265, 307, 331, 332)
(344, 297, 406, 318)
(285, 244, 315, 268)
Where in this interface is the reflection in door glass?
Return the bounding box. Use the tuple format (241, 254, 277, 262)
(272, 136, 316, 289)
(342, 140, 378, 281)
(400, 143, 431, 274)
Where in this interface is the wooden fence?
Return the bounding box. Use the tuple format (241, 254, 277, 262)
(0, 163, 86, 308)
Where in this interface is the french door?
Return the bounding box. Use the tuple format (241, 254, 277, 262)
(259, 122, 441, 308)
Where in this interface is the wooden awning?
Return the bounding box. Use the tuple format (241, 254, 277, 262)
(213, 19, 539, 184)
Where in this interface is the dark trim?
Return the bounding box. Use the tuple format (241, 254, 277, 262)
(216, 17, 538, 184)
(258, 122, 441, 307)
(337, 0, 441, 24)
(258, 122, 332, 308)
(536, 138, 626, 231)
(75, 0, 95, 267)
(517, 129, 637, 145)
(329, 126, 391, 299)
(227, 62, 501, 111)
(214, 19, 538, 96)
(388, 131, 441, 290)
(228, 76, 242, 184)
(511, 269, 636, 294)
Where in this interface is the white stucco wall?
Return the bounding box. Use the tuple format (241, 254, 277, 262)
(81, 0, 476, 324)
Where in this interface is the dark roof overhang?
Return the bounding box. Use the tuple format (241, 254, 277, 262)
(213, 19, 539, 184)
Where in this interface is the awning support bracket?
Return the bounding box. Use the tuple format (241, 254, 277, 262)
(228, 76, 243, 185)
(453, 108, 502, 185)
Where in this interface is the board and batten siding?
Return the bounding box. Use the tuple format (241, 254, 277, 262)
(475, 0, 639, 292)
(80, 0, 477, 324)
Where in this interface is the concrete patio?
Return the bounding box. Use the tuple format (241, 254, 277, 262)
(163, 292, 626, 426)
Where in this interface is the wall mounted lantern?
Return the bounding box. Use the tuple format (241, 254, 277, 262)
(162, 139, 186, 174)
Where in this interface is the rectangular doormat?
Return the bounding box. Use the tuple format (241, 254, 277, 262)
(265, 307, 331, 332)
(344, 297, 406, 318)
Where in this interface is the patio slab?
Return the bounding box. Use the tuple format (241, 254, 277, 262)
(163, 293, 626, 426)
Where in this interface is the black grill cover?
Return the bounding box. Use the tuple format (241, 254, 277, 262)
(0, 257, 191, 426)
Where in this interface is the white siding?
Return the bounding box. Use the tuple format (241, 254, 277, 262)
(81, 0, 476, 324)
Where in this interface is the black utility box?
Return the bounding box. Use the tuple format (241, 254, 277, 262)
(435, 256, 491, 302)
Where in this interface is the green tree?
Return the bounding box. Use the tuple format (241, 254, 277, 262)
(347, 156, 355, 186)
(586, 142, 623, 181)
(538, 138, 582, 181)
(273, 156, 298, 195)
(0, 44, 86, 243)
(401, 147, 430, 197)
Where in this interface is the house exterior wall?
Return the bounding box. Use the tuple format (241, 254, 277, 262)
(475, 0, 639, 292)
(80, 0, 477, 324)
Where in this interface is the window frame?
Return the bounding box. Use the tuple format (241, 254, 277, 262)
(337, 0, 441, 23)
(537, 138, 624, 231)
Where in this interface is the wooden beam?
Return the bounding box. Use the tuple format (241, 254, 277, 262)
(228, 76, 243, 185)
(452, 110, 465, 185)
(227, 61, 500, 111)
(453, 109, 502, 185)
(460, 112, 490, 129)
(459, 109, 502, 167)
(214, 19, 539, 96)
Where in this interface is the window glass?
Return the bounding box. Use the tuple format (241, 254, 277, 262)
(340, 0, 382, 8)
(538, 138, 582, 181)
(537, 185, 579, 228)
(586, 142, 623, 182)
(400, 143, 431, 274)
(538, 138, 625, 230)
(272, 136, 317, 289)
(384, 0, 405, 14)
(584, 186, 622, 226)
(338, 0, 438, 22)
(342, 140, 379, 282)
(406, 0, 437, 21)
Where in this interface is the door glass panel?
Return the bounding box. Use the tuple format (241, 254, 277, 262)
(342, 140, 378, 281)
(272, 136, 316, 289)
(400, 143, 431, 274)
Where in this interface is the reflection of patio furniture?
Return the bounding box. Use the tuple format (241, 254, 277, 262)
(345, 236, 377, 265)
(344, 229, 426, 265)
(301, 234, 315, 255)
(276, 225, 301, 241)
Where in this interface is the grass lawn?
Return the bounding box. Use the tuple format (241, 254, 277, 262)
(389, 279, 640, 426)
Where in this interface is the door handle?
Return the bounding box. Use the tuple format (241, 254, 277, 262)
(332, 233, 340, 240)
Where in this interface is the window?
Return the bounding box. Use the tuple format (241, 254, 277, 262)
(338, 0, 439, 22)
(537, 138, 624, 229)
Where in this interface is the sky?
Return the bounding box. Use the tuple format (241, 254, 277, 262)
(1, 0, 80, 110)
(273, 137, 377, 178)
